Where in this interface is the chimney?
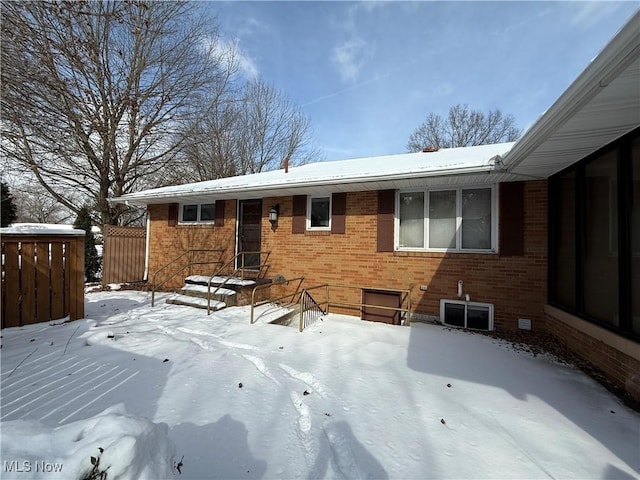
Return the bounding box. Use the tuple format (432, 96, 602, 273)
(422, 146, 439, 153)
(284, 157, 289, 173)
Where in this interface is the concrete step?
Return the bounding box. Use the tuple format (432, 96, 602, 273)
(166, 294, 226, 311)
(268, 302, 301, 327)
(185, 275, 258, 289)
(179, 284, 238, 306)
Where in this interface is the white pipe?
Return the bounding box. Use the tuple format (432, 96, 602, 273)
(143, 212, 151, 281)
(457, 280, 463, 298)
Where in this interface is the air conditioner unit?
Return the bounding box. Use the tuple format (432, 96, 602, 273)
(440, 299, 494, 331)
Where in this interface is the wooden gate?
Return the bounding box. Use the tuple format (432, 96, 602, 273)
(1, 233, 85, 328)
(101, 225, 146, 285)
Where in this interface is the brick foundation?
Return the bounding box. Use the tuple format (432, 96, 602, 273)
(545, 305, 640, 402)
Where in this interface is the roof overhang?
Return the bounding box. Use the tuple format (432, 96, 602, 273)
(115, 167, 526, 206)
(503, 10, 640, 178)
(111, 143, 518, 206)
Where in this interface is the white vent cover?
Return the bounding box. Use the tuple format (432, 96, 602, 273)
(440, 299, 494, 331)
(518, 318, 532, 330)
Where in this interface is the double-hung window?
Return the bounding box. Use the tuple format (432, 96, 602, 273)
(397, 186, 495, 251)
(179, 202, 216, 224)
(307, 196, 331, 230)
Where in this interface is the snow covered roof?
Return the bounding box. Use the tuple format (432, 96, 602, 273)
(111, 142, 517, 206)
(0, 223, 85, 236)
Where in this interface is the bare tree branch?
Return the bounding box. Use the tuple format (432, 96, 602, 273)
(407, 104, 522, 151)
(1, 0, 235, 225)
(182, 78, 321, 182)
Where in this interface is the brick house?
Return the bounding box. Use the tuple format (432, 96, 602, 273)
(112, 12, 639, 400)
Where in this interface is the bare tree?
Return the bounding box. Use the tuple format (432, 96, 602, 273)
(11, 182, 73, 224)
(407, 104, 522, 151)
(183, 79, 321, 182)
(1, 0, 236, 225)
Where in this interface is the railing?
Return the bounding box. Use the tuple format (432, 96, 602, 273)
(249, 276, 304, 324)
(207, 251, 271, 314)
(299, 290, 326, 332)
(249, 281, 412, 332)
(302, 284, 412, 328)
(151, 249, 225, 307)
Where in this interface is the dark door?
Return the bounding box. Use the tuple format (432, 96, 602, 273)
(362, 290, 402, 324)
(238, 199, 262, 269)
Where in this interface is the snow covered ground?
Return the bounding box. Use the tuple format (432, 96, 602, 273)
(1, 290, 638, 479)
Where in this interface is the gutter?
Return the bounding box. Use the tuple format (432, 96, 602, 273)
(110, 163, 501, 206)
(503, 10, 640, 172)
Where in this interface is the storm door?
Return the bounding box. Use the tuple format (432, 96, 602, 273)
(237, 199, 262, 269)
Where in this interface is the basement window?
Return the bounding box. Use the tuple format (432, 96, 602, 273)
(440, 299, 494, 331)
(179, 203, 216, 224)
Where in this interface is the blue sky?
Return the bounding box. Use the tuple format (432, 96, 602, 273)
(209, 1, 638, 161)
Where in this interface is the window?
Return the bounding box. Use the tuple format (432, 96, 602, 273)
(307, 196, 331, 230)
(549, 127, 639, 339)
(179, 203, 216, 224)
(440, 299, 494, 330)
(397, 186, 495, 251)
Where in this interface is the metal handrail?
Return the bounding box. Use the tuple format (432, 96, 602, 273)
(206, 251, 271, 314)
(248, 280, 413, 331)
(151, 249, 225, 306)
(250, 277, 305, 324)
(299, 283, 412, 330)
(298, 289, 326, 332)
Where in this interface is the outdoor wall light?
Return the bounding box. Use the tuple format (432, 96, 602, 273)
(269, 204, 280, 225)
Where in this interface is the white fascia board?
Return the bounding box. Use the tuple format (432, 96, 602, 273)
(503, 10, 640, 173)
(111, 163, 499, 206)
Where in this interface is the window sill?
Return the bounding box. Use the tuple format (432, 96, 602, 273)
(305, 230, 331, 236)
(177, 222, 216, 226)
(393, 250, 498, 258)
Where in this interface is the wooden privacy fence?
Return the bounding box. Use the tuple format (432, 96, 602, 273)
(1, 232, 85, 328)
(102, 225, 146, 285)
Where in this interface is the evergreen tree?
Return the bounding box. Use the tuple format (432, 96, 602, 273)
(73, 206, 101, 282)
(1, 182, 18, 227)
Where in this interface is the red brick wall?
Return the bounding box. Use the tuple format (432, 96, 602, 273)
(147, 181, 547, 328)
(545, 307, 640, 402)
(147, 202, 237, 289)
(260, 181, 548, 330)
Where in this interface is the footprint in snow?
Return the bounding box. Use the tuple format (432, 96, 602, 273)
(242, 355, 281, 386)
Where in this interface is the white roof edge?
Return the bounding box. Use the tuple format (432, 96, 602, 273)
(111, 163, 500, 206)
(503, 9, 640, 172)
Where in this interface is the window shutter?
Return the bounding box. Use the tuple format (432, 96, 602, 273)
(499, 182, 524, 256)
(331, 193, 346, 234)
(168, 203, 178, 227)
(292, 195, 307, 234)
(215, 200, 225, 226)
(377, 190, 395, 252)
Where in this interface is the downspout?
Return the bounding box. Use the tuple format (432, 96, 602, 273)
(143, 210, 151, 282)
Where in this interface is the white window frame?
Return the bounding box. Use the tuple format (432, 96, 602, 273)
(178, 202, 216, 224)
(306, 195, 332, 231)
(395, 185, 497, 252)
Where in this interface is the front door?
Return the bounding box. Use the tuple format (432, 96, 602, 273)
(237, 199, 262, 269)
